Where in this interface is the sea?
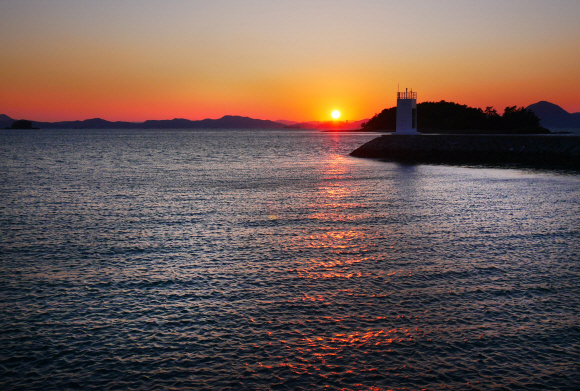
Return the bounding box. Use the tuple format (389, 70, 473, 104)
(1, 129, 579, 390)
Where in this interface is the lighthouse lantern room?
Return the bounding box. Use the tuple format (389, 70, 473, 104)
(396, 89, 418, 134)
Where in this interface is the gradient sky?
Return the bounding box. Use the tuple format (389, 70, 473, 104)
(1, 0, 579, 122)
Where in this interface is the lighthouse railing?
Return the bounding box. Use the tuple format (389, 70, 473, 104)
(397, 91, 417, 100)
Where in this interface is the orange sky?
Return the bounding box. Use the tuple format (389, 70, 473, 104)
(1, 0, 579, 122)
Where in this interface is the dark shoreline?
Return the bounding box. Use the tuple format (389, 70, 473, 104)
(350, 134, 580, 171)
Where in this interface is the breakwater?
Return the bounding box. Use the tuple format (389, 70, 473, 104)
(350, 134, 580, 169)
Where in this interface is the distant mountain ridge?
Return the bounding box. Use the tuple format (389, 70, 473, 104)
(0, 115, 286, 129)
(525, 101, 580, 129)
(3, 101, 578, 130)
(1, 113, 370, 130)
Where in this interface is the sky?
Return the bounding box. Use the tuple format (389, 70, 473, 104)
(1, 0, 579, 122)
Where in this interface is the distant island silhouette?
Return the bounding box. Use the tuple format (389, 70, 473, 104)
(526, 101, 580, 129)
(6, 119, 38, 129)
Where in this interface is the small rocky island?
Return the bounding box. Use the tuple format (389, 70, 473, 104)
(7, 120, 38, 129)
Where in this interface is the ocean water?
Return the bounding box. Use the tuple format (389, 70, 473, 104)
(1, 129, 579, 390)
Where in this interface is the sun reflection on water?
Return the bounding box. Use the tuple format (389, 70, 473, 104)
(261, 323, 421, 384)
(287, 229, 382, 280)
(258, 153, 416, 382)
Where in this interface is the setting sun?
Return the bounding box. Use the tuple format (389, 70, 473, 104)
(331, 110, 341, 120)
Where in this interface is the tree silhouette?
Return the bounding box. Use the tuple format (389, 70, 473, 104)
(362, 101, 547, 134)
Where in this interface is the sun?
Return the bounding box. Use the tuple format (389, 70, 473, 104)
(331, 110, 341, 119)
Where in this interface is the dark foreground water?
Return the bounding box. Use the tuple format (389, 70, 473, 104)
(1, 129, 579, 390)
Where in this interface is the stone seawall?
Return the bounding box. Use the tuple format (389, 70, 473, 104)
(350, 134, 580, 169)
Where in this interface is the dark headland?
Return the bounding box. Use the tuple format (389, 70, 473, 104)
(350, 101, 580, 170)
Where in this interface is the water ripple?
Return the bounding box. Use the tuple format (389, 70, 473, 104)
(1, 129, 579, 390)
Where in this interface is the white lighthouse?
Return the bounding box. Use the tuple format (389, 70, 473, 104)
(396, 88, 418, 134)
